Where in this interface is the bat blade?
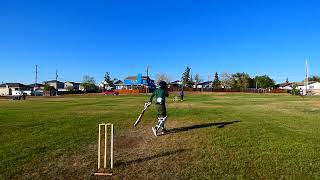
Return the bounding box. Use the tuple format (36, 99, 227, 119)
(134, 107, 147, 127)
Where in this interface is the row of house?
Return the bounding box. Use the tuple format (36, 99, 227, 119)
(0, 73, 155, 96)
(0, 81, 82, 96)
(278, 81, 320, 95)
(2, 73, 320, 96)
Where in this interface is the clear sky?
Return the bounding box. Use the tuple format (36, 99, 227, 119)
(1, 0, 319, 84)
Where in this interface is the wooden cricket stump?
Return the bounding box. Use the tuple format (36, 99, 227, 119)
(92, 123, 114, 176)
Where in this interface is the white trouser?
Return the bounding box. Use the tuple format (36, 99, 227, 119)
(156, 116, 167, 130)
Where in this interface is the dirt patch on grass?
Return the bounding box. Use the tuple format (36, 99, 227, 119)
(21, 135, 143, 180)
(18, 121, 196, 179)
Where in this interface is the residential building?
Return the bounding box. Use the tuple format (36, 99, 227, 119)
(29, 83, 45, 90)
(115, 74, 155, 90)
(170, 80, 183, 88)
(113, 79, 123, 88)
(278, 81, 320, 95)
(64, 81, 80, 91)
(44, 80, 64, 90)
(0, 83, 32, 96)
(193, 81, 212, 88)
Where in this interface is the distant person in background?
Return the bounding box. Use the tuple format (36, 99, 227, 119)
(299, 88, 303, 96)
(179, 88, 184, 101)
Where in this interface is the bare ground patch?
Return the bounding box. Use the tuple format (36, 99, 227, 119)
(18, 121, 197, 180)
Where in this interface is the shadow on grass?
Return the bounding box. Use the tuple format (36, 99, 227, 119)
(166, 120, 240, 134)
(114, 149, 189, 167)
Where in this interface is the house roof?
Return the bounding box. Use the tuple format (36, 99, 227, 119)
(65, 81, 80, 85)
(277, 82, 292, 87)
(124, 76, 149, 80)
(197, 81, 212, 85)
(44, 80, 64, 83)
(171, 80, 182, 84)
(281, 81, 317, 87)
(113, 80, 123, 84)
(0, 83, 31, 88)
(29, 83, 45, 87)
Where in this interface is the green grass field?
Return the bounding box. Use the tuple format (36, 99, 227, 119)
(1, 93, 320, 179)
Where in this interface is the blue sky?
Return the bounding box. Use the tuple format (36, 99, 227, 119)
(1, 0, 319, 84)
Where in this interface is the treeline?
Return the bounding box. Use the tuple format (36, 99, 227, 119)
(180, 66, 276, 89)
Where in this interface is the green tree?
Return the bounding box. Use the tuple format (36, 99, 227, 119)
(291, 83, 300, 95)
(308, 75, 320, 82)
(255, 75, 275, 88)
(44, 84, 55, 91)
(181, 66, 192, 87)
(212, 72, 221, 89)
(81, 75, 98, 92)
(286, 78, 289, 84)
(104, 72, 114, 90)
(66, 86, 74, 91)
(231, 72, 252, 89)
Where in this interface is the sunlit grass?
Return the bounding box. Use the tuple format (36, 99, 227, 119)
(0, 94, 320, 179)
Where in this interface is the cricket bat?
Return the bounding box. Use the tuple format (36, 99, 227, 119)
(134, 103, 149, 127)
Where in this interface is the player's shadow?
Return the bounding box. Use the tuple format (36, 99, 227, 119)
(114, 149, 189, 167)
(166, 120, 240, 134)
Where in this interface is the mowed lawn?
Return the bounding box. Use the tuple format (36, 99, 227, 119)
(1, 93, 320, 179)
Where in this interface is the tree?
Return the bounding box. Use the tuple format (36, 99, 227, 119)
(66, 86, 74, 91)
(43, 84, 56, 96)
(104, 72, 114, 90)
(44, 84, 54, 91)
(290, 83, 300, 95)
(81, 75, 98, 92)
(308, 75, 320, 82)
(83, 75, 95, 84)
(255, 75, 275, 88)
(220, 72, 233, 88)
(155, 73, 171, 85)
(181, 66, 192, 87)
(231, 72, 252, 89)
(286, 78, 289, 84)
(194, 73, 202, 83)
(212, 72, 221, 89)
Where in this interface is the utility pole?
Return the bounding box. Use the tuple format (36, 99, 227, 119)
(56, 70, 59, 96)
(34, 65, 38, 96)
(146, 65, 149, 94)
(35, 65, 38, 85)
(305, 59, 308, 95)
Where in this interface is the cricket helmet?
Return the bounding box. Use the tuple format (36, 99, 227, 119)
(159, 81, 168, 89)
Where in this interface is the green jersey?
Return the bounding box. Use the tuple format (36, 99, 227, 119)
(149, 88, 169, 105)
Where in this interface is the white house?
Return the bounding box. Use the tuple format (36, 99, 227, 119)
(64, 81, 80, 91)
(0, 83, 32, 96)
(279, 82, 320, 95)
(193, 81, 212, 89)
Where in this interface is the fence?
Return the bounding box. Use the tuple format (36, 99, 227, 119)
(169, 87, 287, 94)
(115, 89, 146, 95)
(114, 87, 287, 95)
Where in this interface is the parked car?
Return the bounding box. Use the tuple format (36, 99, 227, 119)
(103, 90, 119, 96)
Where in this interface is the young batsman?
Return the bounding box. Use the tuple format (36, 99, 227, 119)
(146, 81, 169, 136)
